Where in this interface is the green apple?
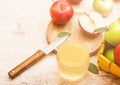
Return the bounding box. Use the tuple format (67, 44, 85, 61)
(93, 0, 114, 17)
(109, 18, 120, 30)
(105, 28, 120, 46)
(78, 12, 105, 37)
(104, 47, 115, 62)
(105, 18, 120, 46)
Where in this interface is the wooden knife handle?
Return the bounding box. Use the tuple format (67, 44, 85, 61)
(8, 50, 46, 79)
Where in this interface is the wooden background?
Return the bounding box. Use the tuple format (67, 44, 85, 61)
(0, 0, 120, 85)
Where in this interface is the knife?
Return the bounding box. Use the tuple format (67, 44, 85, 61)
(8, 35, 69, 79)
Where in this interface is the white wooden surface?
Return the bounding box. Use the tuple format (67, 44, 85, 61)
(0, 0, 120, 85)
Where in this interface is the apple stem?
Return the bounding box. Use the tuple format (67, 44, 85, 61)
(60, 4, 65, 11)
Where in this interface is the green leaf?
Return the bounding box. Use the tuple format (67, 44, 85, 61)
(88, 63, 99, 74)
(57, 32, 70, 38)
(93, 27, 109, 33)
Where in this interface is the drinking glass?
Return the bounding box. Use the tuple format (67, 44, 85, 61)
(57, 41, 90, 81)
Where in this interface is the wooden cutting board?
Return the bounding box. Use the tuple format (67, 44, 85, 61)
(46, 12, 104, 56)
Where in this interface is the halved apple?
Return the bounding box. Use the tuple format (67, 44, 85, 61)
(78, 12, 105, 37)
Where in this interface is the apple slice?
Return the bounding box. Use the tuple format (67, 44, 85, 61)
(78, 12, 105, 37)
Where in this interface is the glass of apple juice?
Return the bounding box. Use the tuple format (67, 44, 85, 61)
(57, 41, 90, 81)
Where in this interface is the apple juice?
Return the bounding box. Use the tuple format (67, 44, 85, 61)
(57, 41, 90, 81)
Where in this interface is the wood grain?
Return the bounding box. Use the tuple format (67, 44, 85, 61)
(46, 12, 104, 56)
(0, 0, 120, 85)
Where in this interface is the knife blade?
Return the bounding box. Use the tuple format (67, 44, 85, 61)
(8, 35, 69, 79)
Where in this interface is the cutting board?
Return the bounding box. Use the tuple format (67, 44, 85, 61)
(46, 12, 104, 56)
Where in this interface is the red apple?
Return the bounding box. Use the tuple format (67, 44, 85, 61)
(114, 0, 120, 2)
(114, 44, 120, 65)
(67, 0, 82, 4)
(50, 0, 74, 25)
(78, 12, 105, 37)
